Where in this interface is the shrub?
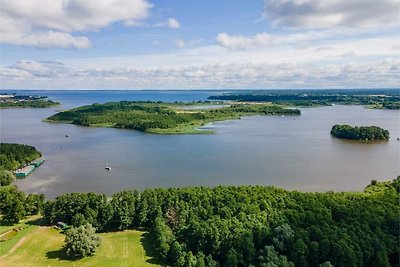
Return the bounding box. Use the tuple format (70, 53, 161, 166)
(64, 224, 101, 258)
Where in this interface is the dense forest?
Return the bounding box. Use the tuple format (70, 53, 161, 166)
(330, 125, 390, 141)
(46, 101, 300, 134)
(0, 143, 42, 171)
(0, 143, 45, 222)
(35, 178, 399, 267)
(0, 185, 45, 223)
(208, 89, 400, 109)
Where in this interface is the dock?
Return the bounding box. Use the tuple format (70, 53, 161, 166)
(15, 165, 35, 178)
(30, 158, 44, 167)
(14, 158, 45, 178)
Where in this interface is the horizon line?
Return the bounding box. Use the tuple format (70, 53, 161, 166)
(1, 88, 399, 91)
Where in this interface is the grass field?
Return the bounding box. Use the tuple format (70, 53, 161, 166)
(0, 216, 42, 257)
(0, 215, 41, 234)
(0, 226, 159, 267)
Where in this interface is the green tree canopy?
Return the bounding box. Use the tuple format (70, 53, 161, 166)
(0, 170, 14, 186)
(330, 124, 389, 141)
(0, 143, 42, 171)
(64, 224, 101, 258)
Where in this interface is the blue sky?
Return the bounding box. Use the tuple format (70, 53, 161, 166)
(1, 0, 399, 89)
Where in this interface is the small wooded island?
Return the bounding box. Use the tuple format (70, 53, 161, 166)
(330, 124, 390, 141)
(0, 94, 59, 108)
(46, 101, 300, 134)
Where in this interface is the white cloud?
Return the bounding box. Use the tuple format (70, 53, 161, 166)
(340, 51, 356, 58)
(391, 44, 400, 51)
(3, 31, 91, 49)
(154, 18, 181, 29)
(12, 60, 69, 77)
(1, 59, 399, 89)
(51, 33, 398, 73)
(214, 30, 399, 61)
(167, 18, 180, 29)
(264, 0, 400, 29)
(0, 0, 152, 48)
(173, 38, 202, 48)
(216, 33, 274, 50)
(123, 20, 144, 27)
(314, 46, 334, 53)
(1, 0, 152, 32)
(125, 17, 180, 29)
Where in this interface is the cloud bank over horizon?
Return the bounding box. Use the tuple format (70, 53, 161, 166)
(2, 58, 398, 90)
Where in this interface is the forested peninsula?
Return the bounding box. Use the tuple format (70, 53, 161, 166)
(46, 101, 300, 134)
(330, 125, 390, 141)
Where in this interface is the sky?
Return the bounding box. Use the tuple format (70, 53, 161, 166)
(0, 0, 399, 90)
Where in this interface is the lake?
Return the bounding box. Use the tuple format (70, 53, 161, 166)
(1, 90, 399, 198)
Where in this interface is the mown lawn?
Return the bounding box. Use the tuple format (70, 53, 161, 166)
(0, 215, 42, 257)
(0, 225, 36, 257)
(0, 226, 158, 267)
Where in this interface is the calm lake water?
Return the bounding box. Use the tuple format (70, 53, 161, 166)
(1, 90, 399, 198)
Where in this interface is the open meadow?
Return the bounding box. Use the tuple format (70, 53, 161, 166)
(0, 224, 158, 267)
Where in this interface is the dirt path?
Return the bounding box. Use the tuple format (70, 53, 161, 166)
(0, 236, 28, 261)
(0, 226, 49, 262)
(0, 230, 14, 239)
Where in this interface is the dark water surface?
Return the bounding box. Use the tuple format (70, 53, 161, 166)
(1, 90, 399, 198)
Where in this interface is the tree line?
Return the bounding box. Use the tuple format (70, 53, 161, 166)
(207, 90, 400, 109)
(0, 185, 44, 223)
(36, 178, 399, 267)
(0, 98, 59, 108)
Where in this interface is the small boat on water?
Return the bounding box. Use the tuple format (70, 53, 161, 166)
(65, 134, 69, 138)
(105, 166, 111, 170)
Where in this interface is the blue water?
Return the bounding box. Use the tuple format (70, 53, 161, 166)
(1, 90, 226, 110)
(1, 90, 399, 199)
